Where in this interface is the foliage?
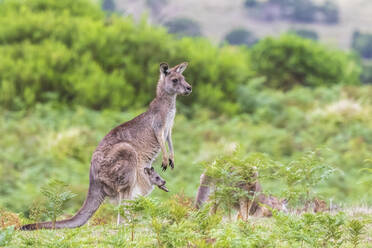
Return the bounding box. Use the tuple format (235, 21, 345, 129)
(224, 28, 258, 47)
(361, 61, 372, 84)
(164, 17, 202, 37)
(319, 0, 339, 24)
(204, 150, 273, 217)
(1, 84, 372, 214)
(347, 219, 366, 248)
(101, 0, 115, 12)
(146, 0, 167, 13)
(352, 30, 372, 59)
(39, 179, 77, 228)
(0, 226, 15, 247)
(245, 0, 339, 24)
(244, 0, 258, 8)
(250, 34, 361, 89)
(275, 150, 335, 203)
(0, 0, 360, 115)
(290, 29, 318, 40)
(288, 0, 318, 23)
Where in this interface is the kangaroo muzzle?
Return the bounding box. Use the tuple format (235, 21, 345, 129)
(184, 85, 192, 95)
(158, 182, 169, 192)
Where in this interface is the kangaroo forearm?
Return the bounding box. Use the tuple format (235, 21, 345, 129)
(167, 134, 174, 158)
(155, 131, 168, 159)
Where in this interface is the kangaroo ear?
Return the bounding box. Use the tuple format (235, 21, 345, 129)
(174, 62, 188, 74)
(144, 167, 151, 175)
(159, 62, 169, 75)
(150, 166, 154, 172)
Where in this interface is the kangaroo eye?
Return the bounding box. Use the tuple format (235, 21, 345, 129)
(156, 176, 160, 180)
(172, 78, 178, 83)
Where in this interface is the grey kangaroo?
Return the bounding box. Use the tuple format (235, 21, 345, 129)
(21, 62, 191, 230)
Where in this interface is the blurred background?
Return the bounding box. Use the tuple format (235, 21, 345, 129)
(0, 0, 371, 218)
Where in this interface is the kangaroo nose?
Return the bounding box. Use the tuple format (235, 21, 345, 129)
(186, 86, 192, 92)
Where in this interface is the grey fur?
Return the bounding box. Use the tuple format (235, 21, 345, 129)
(21, 62, 191, 230)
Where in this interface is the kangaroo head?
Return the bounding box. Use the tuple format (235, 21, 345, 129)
(157, 62, 192, 96)
(144, 166, 169, 192)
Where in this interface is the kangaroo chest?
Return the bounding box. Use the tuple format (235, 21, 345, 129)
(164, 107, 176, 137)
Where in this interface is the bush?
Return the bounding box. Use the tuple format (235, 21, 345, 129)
(290, 29, 318, 40)
(164, 18, 202, 37)
(250, 34, 361, 89)
(361, 62, 372, 84)
(290, 0, 318, 23)
(352, 31, 372, 59)
(146, 0, 167, 12)
(257, 0, 339, 24)
(0, 0, 361, 114)
(224, 28, 258, 47)
(0, 0, 252, 114)
(319, 0, 339, 24)
(101, 0, 115, 12)
(244, 0, 258, 8)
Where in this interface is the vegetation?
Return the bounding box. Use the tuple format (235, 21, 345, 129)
(290, 29, 319, 40)
(352, 30, 372, 59)
(0, 0, 371, 247)
(361, 62, 372, 84)
(39, 179, 77, 229)
(101, 0, 116, 13)
(250, 35, 360, 89)
(164, 18, 202, 37)
(224, 28, 258, 47)
(244, 0, 340, 24)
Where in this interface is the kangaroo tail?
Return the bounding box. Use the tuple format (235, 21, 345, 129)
(21, 180, 105, 230)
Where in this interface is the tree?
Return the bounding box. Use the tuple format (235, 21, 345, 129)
(102, 0, 115, 12)
(164, 18, 202, 37)
(224, 28, 258, 47)
(244, 0, 258, 8)
(250, 34, 361, 89)
(291, 29, 318, 40)
(352, 30, 372, 59)
(320, 0, 339, 24)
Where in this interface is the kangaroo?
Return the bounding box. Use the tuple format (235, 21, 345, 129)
(21, 62, 191, 230)
(145, 166, 168, 193)
(195, 171, 287, 221)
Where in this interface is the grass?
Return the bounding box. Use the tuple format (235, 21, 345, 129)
(0, 84, 372, 247)
(2, 204, 372, 247)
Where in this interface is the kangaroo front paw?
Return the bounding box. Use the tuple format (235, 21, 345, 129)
(169, 158, 174, 169)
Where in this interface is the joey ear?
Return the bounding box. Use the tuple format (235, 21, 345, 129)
(150, 167, 154, 172)
(174, 62, 188, 74)
(159, 62, 169, 75)
(144, 167, 151, 175)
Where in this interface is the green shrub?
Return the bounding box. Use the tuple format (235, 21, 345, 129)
(0, 0, 254, 114)
(361, 62, 372, 84)
(224, 28, 258, 47)
(250, 34, 361, 89)
(101, 0, 115, 12)
(319, 0, 340, 24)
(39, 179, 76, 228)
(352, 31, 372, 59)
(164, 17, 202, 37)
(290, 29, 319, 40)
(290, 0, 318, 23)
(244, 0, 258, 8)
